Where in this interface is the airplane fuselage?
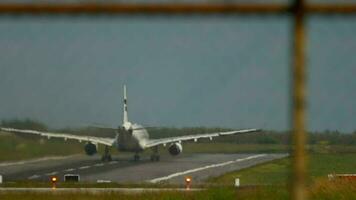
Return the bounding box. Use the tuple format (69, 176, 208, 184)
(116, 123, 149, 152)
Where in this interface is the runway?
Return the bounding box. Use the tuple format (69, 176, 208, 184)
(0, 187, 203, 193)
(0, 153, 287, 184)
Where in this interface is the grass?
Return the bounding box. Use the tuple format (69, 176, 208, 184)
(309, 178, 356, 200)
(1, 181, 356, 200)
(228, 180, 356, 200)
(209, 156, 290, 185)
(0, 187, 237, 200)
(0, 133, 83, 161)
(209, 153, 356, 186)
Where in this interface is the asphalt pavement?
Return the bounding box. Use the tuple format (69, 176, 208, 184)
(0, 153, 288, 184)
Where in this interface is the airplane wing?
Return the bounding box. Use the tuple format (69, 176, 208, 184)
(0, 127, 115, 146)
(144, 128, 261, 148)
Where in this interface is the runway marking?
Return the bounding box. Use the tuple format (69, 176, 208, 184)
(148, 154, 266, 183)
(28, 175, 41, 179)
(109, 161, 118, 165)
(64, 168, 75, 172)
(45, 171, 58, 176)
(94, 163, 104, 167)
(79, 166, 90, 170)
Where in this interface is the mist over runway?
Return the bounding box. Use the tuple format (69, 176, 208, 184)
(0, 153, 287, 184)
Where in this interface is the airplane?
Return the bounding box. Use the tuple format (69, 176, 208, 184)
(0, 85, 261, 162)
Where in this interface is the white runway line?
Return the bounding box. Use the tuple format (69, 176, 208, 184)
(94, 163, 104, 167)
(64, 168, 75, 172)
(148, 154, 266, 183)
(45, 171, 58, 176)
(79, 166, 90, 170)
(28, 175, 41, 179)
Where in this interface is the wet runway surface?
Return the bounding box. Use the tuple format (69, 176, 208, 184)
(0, 153, 288, 184)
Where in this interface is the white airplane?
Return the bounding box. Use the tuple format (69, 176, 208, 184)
(0, 85, 260, 162)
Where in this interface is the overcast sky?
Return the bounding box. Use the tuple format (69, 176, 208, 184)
(0, 15, 355, 132)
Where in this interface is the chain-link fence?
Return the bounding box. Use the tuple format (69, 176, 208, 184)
(1, 1, 355, 199)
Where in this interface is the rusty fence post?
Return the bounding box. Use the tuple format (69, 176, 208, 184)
(291, 0, 307, 200)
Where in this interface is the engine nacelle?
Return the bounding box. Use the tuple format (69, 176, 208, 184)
(84, 142, 97, 156)
(168, 143, 183, 156)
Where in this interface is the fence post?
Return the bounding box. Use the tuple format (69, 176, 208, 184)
(291, 0, 307, 200)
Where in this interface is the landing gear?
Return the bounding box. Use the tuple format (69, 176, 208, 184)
(133, 153, 140, 161)
(101, 146, 112, 162)
(150, 146, 160, 162)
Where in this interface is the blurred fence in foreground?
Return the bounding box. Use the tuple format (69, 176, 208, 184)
(1, 1, 356, 199)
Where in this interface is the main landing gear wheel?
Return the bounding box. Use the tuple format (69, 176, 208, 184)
(101, 145, 112, 162)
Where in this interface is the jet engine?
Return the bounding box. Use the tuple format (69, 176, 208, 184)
(168, 143, 183, 156)
(84, 142, 97, 156)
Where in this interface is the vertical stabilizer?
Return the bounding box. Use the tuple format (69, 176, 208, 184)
(123, 85, 129, 124)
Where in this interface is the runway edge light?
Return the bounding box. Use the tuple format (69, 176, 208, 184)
(50, 176, 58, 189)
(185, 176, 192, 190)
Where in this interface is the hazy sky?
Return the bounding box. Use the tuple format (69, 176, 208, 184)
(0, 15, 355, 132)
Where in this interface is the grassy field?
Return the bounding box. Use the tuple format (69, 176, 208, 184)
(0, 132, 83, 161)
(0, 188, 237, 200)
(209, 156, 290, 185)
(1, 181, 356, 200)
(209, 153, 356, 186)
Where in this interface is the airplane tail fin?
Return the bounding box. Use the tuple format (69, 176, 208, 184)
(123, 85, 129, 124)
